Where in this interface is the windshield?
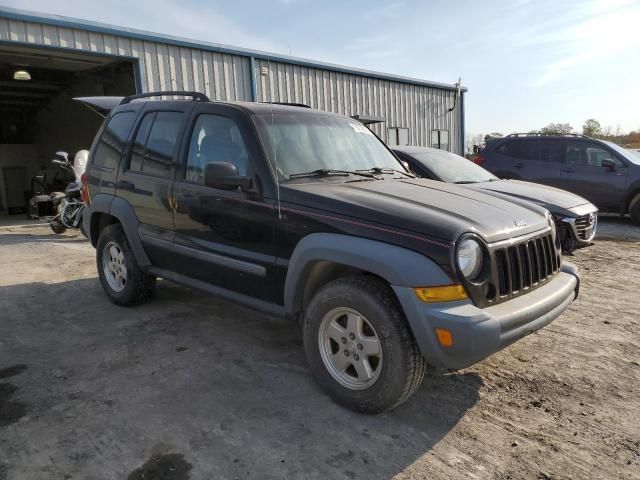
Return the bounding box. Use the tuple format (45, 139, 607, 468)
(409, 149, 497, 183)
(254, 113, 406, 179)
(602, 140, 640, 165)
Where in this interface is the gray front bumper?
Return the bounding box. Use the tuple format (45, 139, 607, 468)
(393, 263, 579, 370)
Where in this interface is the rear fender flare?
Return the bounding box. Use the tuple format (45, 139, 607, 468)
(88, 194, 151, 267)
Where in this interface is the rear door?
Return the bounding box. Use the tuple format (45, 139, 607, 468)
(116, 103, 193, 268)
(171, 103, 278, 303)
(493, 138, 564, 186)
(559, 139, 628, 209)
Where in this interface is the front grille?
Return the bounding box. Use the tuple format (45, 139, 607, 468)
(492, 232, 560, 300)
(574, 214, 596, 240)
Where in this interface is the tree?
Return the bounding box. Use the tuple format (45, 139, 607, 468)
(484, 132, 503, 142)
(582, 118, 601, 137)
(465, 133, 485, 154)
(540, 123, 573, 135)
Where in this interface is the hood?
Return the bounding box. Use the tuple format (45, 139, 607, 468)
(470, 180, 594, 216)
(281, 178, 550, 244)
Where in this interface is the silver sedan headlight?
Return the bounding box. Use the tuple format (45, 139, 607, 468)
(457, 238, 483, 280)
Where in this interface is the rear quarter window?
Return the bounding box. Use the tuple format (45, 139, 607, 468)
(93, 111, 137, 169)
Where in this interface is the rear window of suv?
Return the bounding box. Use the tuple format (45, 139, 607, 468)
(93, 111, 137, 169)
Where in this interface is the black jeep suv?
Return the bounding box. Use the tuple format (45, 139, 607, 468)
(479, 133, 640, 225)
(79, 92, 580, 413)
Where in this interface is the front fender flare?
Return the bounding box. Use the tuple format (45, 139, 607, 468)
(283, 233, 453, 316)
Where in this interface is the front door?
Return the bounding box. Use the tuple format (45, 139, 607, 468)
(116, 104, 192, 268)
(559, 139, 628, 210)
(171, 104, 278, 303)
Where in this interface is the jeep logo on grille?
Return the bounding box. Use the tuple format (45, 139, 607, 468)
(513, 219, 528, 227)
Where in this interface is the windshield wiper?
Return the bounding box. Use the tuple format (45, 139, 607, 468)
(289, 169, 379, 179)
(453, 180, 478, 184)
(357, 167, 415, 178)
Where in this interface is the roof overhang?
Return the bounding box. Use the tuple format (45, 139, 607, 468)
(351, 114, 386, 125)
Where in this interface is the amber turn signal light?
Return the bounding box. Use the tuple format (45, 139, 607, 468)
(435, 328, 454, 347)
(413, 284, 468, 303)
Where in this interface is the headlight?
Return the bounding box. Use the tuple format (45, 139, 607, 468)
(457, 238, 483, 280)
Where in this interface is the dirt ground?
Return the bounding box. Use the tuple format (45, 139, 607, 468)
(0, 218, 638, 480)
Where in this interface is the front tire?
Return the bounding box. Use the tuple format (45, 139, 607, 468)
(303, 276, 426, 414)
(96, 224, 156, 306)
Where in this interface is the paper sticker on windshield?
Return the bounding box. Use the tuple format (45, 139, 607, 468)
(349, 122, 374, 135)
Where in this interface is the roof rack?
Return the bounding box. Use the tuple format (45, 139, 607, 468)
(120, 91, 210, 105)
(506, 132, 590, 138)
(263, 102, 311, 108)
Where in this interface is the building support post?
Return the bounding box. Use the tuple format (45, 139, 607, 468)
(250, 56, 258, 102)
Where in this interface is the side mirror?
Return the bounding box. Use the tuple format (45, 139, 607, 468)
(56, 151, 69, 161)
(601, 158, 616, 171)
(204, 162, 253, 191)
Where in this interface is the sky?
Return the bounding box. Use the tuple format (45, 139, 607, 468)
(3, 0, 640, 136)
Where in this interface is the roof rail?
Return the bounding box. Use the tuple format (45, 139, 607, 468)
(120, 91, 210, 105)
(506, 132, 590, 139)
(263, 102, 311, 108)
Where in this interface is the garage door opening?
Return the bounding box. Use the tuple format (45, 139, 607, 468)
(0, 44, 137, 216)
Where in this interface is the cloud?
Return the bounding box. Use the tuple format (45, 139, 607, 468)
(523, 0, 640, 86)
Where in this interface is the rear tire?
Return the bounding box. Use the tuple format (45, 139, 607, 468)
(303, 276, 426, 414)
(96, 224, 156, 306)
(629, 193, 640, 226)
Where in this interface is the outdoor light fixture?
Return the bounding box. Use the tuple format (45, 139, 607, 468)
(13, 69, 31, 81)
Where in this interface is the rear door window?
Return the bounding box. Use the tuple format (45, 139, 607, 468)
(127, 111, 184, 178)
(497, 139, 562, 163)
(93, 111, 136, 169)
(528, 139, 563, 163)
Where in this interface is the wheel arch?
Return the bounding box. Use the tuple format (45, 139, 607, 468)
(623, 183, 640, 214)
(284, 233, 453, 318)
(87, 194, 151, 267)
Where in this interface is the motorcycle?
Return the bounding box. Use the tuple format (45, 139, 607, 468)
(30, 150, 89, 236)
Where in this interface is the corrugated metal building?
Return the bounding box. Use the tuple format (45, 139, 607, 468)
(0, 6, 466, 214)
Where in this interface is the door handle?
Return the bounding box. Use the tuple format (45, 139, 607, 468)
(563, 169, 575, 173)
(514, 163, 524, 168)
(116, 181, 135, 190)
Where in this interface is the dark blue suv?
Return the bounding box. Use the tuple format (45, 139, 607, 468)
(479, 134, 640, 224)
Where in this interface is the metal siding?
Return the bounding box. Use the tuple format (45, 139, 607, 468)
(0, 17, 462, 153)
(251, 59, 461, 152)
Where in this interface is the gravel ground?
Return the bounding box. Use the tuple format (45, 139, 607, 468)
(0, 218, 638, 480)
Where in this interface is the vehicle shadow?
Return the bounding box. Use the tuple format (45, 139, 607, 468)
(0, 232, 87, 247)
(0, 278, 481, 479)
(596, 214, 640, 241)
